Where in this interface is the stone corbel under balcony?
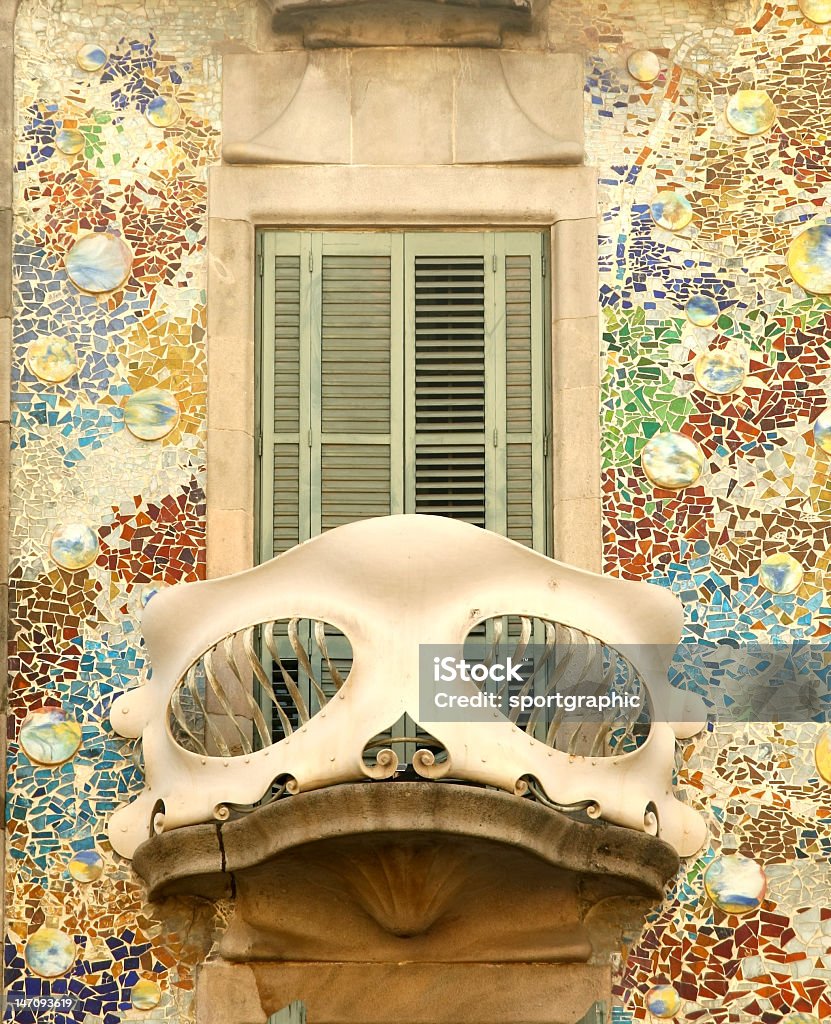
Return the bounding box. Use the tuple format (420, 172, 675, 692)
(134, 783, 679, 964)
(264, 0, 534, 47)
(136, 784, 678, 1024)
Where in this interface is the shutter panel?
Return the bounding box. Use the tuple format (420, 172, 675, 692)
(314, 235, 404, 533)
(504, 252, 534, 549)
(505, 254, 533, 434)
(259, 235, 307, 560)
(406, 240, 489, 528)
(506, 443, 533, 548)
(499, 236, 547, 555)
(273, 253, 302, 554)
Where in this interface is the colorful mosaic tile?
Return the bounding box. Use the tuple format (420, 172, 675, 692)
(8, 7, 253, 1024)
(585, 0, 831, 1020)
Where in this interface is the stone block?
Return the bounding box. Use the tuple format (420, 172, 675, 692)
(206, 506, 254, 578)
(133, 823, 228, 900)
(209, 164, 597, 225)
(222, 51, 351, 165)
(351, 49, 454, 165)
(207, 428, 254, 506)
(0, 318, 9, 424)
(0, 207, 11, 317)
(207, 217, 254, 346)
(552, 385, 600, 502)
(197, 959, 611, 1024)
(553, 496, 602, 573)
(455, 51, 583, 164)
(553, 217, 600, 321)
(207, 329, 254, 436)
(552, 316, 600, 393)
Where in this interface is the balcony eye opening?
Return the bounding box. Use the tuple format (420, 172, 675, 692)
(168, 617, 353, 757)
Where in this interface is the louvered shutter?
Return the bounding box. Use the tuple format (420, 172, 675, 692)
(406, 236, 490, 529)
(313, 232, 404, 535)
(258, 230, 548, 562)
(499, 233, 547, 554)
(258, 233, 307, 560)
(403, 232, 547, 550)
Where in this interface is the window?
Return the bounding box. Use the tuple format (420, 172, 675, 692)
(255, 230, 551, 561)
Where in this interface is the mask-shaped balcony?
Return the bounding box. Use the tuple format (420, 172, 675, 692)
(109, 515, 707, 1024)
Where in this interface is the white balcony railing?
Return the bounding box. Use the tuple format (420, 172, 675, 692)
(108, 514, 707, 859)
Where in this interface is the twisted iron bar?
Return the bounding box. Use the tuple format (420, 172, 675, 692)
(167, 615, 648, 760)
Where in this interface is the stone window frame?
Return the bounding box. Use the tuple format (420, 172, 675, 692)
(205, 162, 601, 579)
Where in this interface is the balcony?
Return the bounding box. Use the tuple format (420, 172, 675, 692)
(109, 514, 707, 1024)
(263, 0, 534, 47)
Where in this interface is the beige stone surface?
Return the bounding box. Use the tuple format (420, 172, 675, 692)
(549, 308, 601, 568)
(553, 496, 602, 573)
(455, 51, 583, 164)
(207, 217, 256, 575)
(0, 318, 9, 424)
(206, 336, 254, 436)
(198, 959, 611, 1024)
(207, 218, 255, 349)
(0, 121, 10, 214)
(552, 316, 600, 393)
(209, 164, 597, 223)
(222, 49, 583, 166)
(223, 51, 351, 164)
(553, 217, 601, 322)
(0, 207, 10, 317)
(133, 822, 229, 899)
(553, 387, 600, 503)
(197, 963, 266, 1024)
(205, 506, 255, 577)
(351, 49, 455, 164)
(207, 427, 254, 501)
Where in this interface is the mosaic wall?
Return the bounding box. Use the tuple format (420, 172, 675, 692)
(6, 0, 831, 1022)
(577, 0, 831, 1019)
(6, 1, 254, 1022)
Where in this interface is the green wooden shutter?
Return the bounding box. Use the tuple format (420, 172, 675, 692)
(313, 232, 404, 535)
(405, 233, 490, 529)
(500, 232, 547, 555)
(258, 232, 308, 561)
(403, 231, 547, 550)
(258, 230, 549, 560)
